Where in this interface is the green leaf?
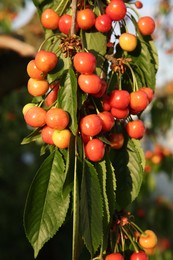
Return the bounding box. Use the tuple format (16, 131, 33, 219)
(110, 138, 145, 209)
(95, 156, 116, 252)
(104, 153, 116, 217)
(54, 0, 71, 15)
(126, 36, 158, 90)
(33, 0, 70, 15)
(72, 152, 80, 260)
(58, 66, 78, 135)
(80, 160, 103, 256)
(63, 134, 76, 196)
(24, 150, 70, 258)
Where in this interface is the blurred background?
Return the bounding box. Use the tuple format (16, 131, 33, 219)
(0, 0, 173, 259)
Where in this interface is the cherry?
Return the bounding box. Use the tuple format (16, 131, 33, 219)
(85, 138, 105, 162)
(41, 8, 60, 30)
(108, 132, 124, 149)
(45, 108, 69, 130)
(98, 111, 115, 132)
(137, 16, 155, 36)
(119, 32, 137, 52)
(106, 0, 127, 21)
(77, 8, 95, 30)
(73, 51, 96, 74)
(126, 119, 145, 139)
(109, 90, 130, 110)
(139, 230, 158, 249)
(105, 252, 124, 260)
(80, 114, 102, 137)
(129, 90, 149, 114)
(130, 251, 148, 260)
(95, 14, 112, 33)
(24, 106, 46, 128)
(78, 74, 102, 94)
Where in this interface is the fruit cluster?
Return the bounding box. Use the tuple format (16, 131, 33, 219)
(22, 0, 156, 163)
(22, 0, 159, 259)
(105, 210, 158, 259)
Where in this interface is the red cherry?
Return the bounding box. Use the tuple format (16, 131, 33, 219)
(24, 106, 46, 128)
(135, 1, 143, 9)
(130, 251, 148, 260)
(80, 114, 102, 136)
(73, 52, 96, 74)
(78, 74, 102, 94)
(95, 14, 112, 33)
(126, 119, 145, 139)
(108, 132, 124, 149)
(41, 8, 60, 30)
(98, 111, 115, 132)
(59, 14, 79, 34)
(93, 79, 107, 98)
(35, 50, 58, 73)
(140, 87, 154, 103)
(102, 95, 111, 111)
(111, 107, 129, 119)
(129, 90, 149, 114)
(41, 125, 55, 145)
(77, 8, 96, 30)
(106, 0, 127, 21)
(137, 16, 155, 36)
(85, 138, 105, 162)
(105, 252, 124, 260)
(109, 90, 130, 109)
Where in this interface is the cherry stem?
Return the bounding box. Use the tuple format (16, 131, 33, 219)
(130, 221, 144, 234)
(121, 226, 139, 253)
(125, 63, 138, 92)
(38, 34, 56, 51)
(118, 73, 122, 90)
(71, 0, 78, 35)
(119, 226, 125, 252)
(126, 3, 141, 19)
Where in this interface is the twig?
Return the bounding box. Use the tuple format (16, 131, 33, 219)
(71, 0, 78, 35)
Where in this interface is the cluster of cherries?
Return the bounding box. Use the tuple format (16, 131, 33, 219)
(23, 47, 154, 162)
(104, 210, 158, 260)
(23, 0, 156, 163)
(23, 50, 72, 149)
(40, 0, 154, 37)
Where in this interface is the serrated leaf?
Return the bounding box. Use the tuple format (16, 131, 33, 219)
(126, 36, 158, 90)
(104, 153, 116, 217)
(24, 150, 70, 258)
(58, 66, 78, 135)
(110, 138, 145, 208)
(95, 157, 116, 252)
(80, 160, 103, 256)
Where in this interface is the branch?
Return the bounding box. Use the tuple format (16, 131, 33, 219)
(0, 35, 36, 57)
(71, 0, 78, 35)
